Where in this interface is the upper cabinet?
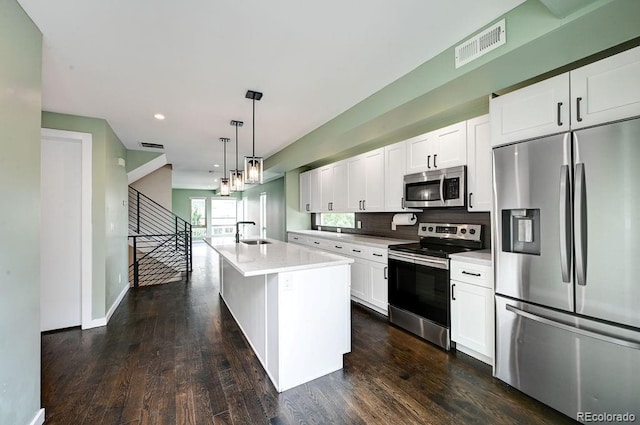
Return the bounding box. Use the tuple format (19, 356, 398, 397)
(490, 73, 570, 147)
(571, 45, 640, 129)
(491, 46, 640, 147)
(406, 122, 466, 174)
(347, 148, 385, 212)
(384, 141, 420, 212)
(466, 115, 492, 212)
(319, 161, 347, 212)
(299, 169, 320, 213)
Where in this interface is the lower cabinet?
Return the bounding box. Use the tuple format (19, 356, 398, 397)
(450, 259, 494, 365)
(351, 257, 388, 315)
(288, 232, 389, 316)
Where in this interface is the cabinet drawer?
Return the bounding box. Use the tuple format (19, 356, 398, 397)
(367, 248, 388, 264)
(346, 244, 370, 260)
(451, 260, 492, 289)
(288, 234, 308, 245)
(328, 241, 355, 256)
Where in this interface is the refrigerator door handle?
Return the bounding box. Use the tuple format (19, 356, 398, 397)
(559, 164, 571, 282)
(506, 304, 640, 350)
(575, 162, 587, 286)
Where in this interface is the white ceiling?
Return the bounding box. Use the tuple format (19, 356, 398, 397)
(19, 0, 525, 190)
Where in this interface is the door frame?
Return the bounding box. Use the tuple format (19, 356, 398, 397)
(41, 128, 94, 329)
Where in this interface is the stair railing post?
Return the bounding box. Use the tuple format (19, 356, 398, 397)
(175, 216, 178, 251)
(136, 191, 140, 234)
(133, 236, 139, 288)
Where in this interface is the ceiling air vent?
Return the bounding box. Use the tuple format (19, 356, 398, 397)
(455, 19, 506, 69)
(139, 141, 164, 149)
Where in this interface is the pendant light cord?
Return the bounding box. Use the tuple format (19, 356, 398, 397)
(252, 98, 255, 157)
(235, 123, 239, 170)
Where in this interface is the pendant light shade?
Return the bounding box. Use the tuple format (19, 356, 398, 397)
(219, 137, 231, 196)
(229, 120, 244, 192)
(244, 89, 264, 184)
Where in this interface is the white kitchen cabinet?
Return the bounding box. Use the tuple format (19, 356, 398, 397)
(450, 259, 493, 365)
(490, 73, 570, 148)
(384, 141, 409, 211)
(319, 161, 347, 212)
(350, 257, 369, 302)
(466, 115, 492, 212)
(432, 121, 467, 169)
(299, 169, 320, 213)
(405, 122, 467, 174)
(571, 45, 640, 129)
(368, 261, 388, 312)
(347, 148, 385, 212)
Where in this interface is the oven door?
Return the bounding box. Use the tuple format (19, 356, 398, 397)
(388, 254, 450, 328)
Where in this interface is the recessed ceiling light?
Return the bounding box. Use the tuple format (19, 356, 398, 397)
(154, 113, 165, 120)
(213, 164, 220, 167)
(214, 179, 219, 182)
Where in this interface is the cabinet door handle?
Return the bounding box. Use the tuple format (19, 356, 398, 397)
(384, 266, 388, 280)
(427, 155, 431, 169)
(462, 270, 481, 277)
(576, 97, 583, 122)
(557, 102, 563, 126)
(362, 200, 366, 210)
(335, 245, 343, 249)
(451, 283, 456, 300)
(468, 192, 473, 209)
(314, 241, 320, 245)
(401, 197, 405, 209)
(352, 249, 361, 253)
(372, 253, 383, 257)
(433, 154, 437, 168)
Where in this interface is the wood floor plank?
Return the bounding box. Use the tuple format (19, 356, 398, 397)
(41, 243, 577, 425)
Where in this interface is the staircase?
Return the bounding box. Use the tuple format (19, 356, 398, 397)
(128, 186, 192, 287)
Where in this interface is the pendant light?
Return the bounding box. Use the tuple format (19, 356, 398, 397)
(244, 89, 264, 184)
(229, 120, 244, 192)
(219, 137, 231, 196)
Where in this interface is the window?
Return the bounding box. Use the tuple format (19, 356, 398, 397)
(211, 198, 237, 241)
(319, 213, 355, 228)
(190, 198, 206, 238)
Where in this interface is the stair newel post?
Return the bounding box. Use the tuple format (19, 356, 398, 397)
(133, 236, 139, 288)
(136, 190, 140, 234)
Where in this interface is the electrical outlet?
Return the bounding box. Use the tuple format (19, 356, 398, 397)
(357, 221, 362, 229)
(337, 228, 341, 233)
(118, 273, 122, 283)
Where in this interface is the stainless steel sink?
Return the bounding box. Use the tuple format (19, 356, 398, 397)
(241, 239, 271, 245)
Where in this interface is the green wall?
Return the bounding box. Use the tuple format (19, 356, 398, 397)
(41, 112, 129, 319)
(126, 149, 161, 172)
(284, 169, 311, 232)
(266, 0, 640, 173)
(172, 188, 218, 222)
(0, 2, 43, 424)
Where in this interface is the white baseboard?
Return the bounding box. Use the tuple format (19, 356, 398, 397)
(81, 283, 129, 330)
(28, 408, 45, 425)
(106, 283, 129, 323)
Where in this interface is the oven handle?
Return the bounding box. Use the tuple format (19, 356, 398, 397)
(388, 252, 449, 270)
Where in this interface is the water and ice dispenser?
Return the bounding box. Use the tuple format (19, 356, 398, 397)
(501, 209, 541, 255)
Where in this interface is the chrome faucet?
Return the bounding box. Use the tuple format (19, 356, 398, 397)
(235, 221, 256, 243)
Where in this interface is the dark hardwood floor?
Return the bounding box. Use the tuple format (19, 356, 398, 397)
(42, 242, 576, 424)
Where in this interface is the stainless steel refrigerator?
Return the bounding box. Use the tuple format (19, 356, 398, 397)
(493, 117, 640, 422)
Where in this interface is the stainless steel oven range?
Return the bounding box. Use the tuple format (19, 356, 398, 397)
(387, 222, 482, 350)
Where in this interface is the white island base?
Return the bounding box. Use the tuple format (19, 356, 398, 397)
(219, 252, 351, 392)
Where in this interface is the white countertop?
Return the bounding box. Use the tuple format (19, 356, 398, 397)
(449, 249, 492, 266)
(287, 230, 414, 248)
(204, 238, 354, 277)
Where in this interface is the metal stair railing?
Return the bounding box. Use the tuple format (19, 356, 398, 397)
(128, 186, 192, 287)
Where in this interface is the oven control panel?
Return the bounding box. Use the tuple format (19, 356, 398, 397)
(418, 222, 482, 242)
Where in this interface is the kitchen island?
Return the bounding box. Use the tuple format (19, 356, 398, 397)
(204, 238, 354, 392)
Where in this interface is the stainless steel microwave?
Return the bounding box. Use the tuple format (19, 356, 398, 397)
(403, 166, 466, 208)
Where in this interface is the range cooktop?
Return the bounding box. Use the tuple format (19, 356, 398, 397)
(388, 222, 483, 258)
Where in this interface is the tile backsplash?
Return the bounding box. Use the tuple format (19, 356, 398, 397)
(312, 209, 492, 249)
